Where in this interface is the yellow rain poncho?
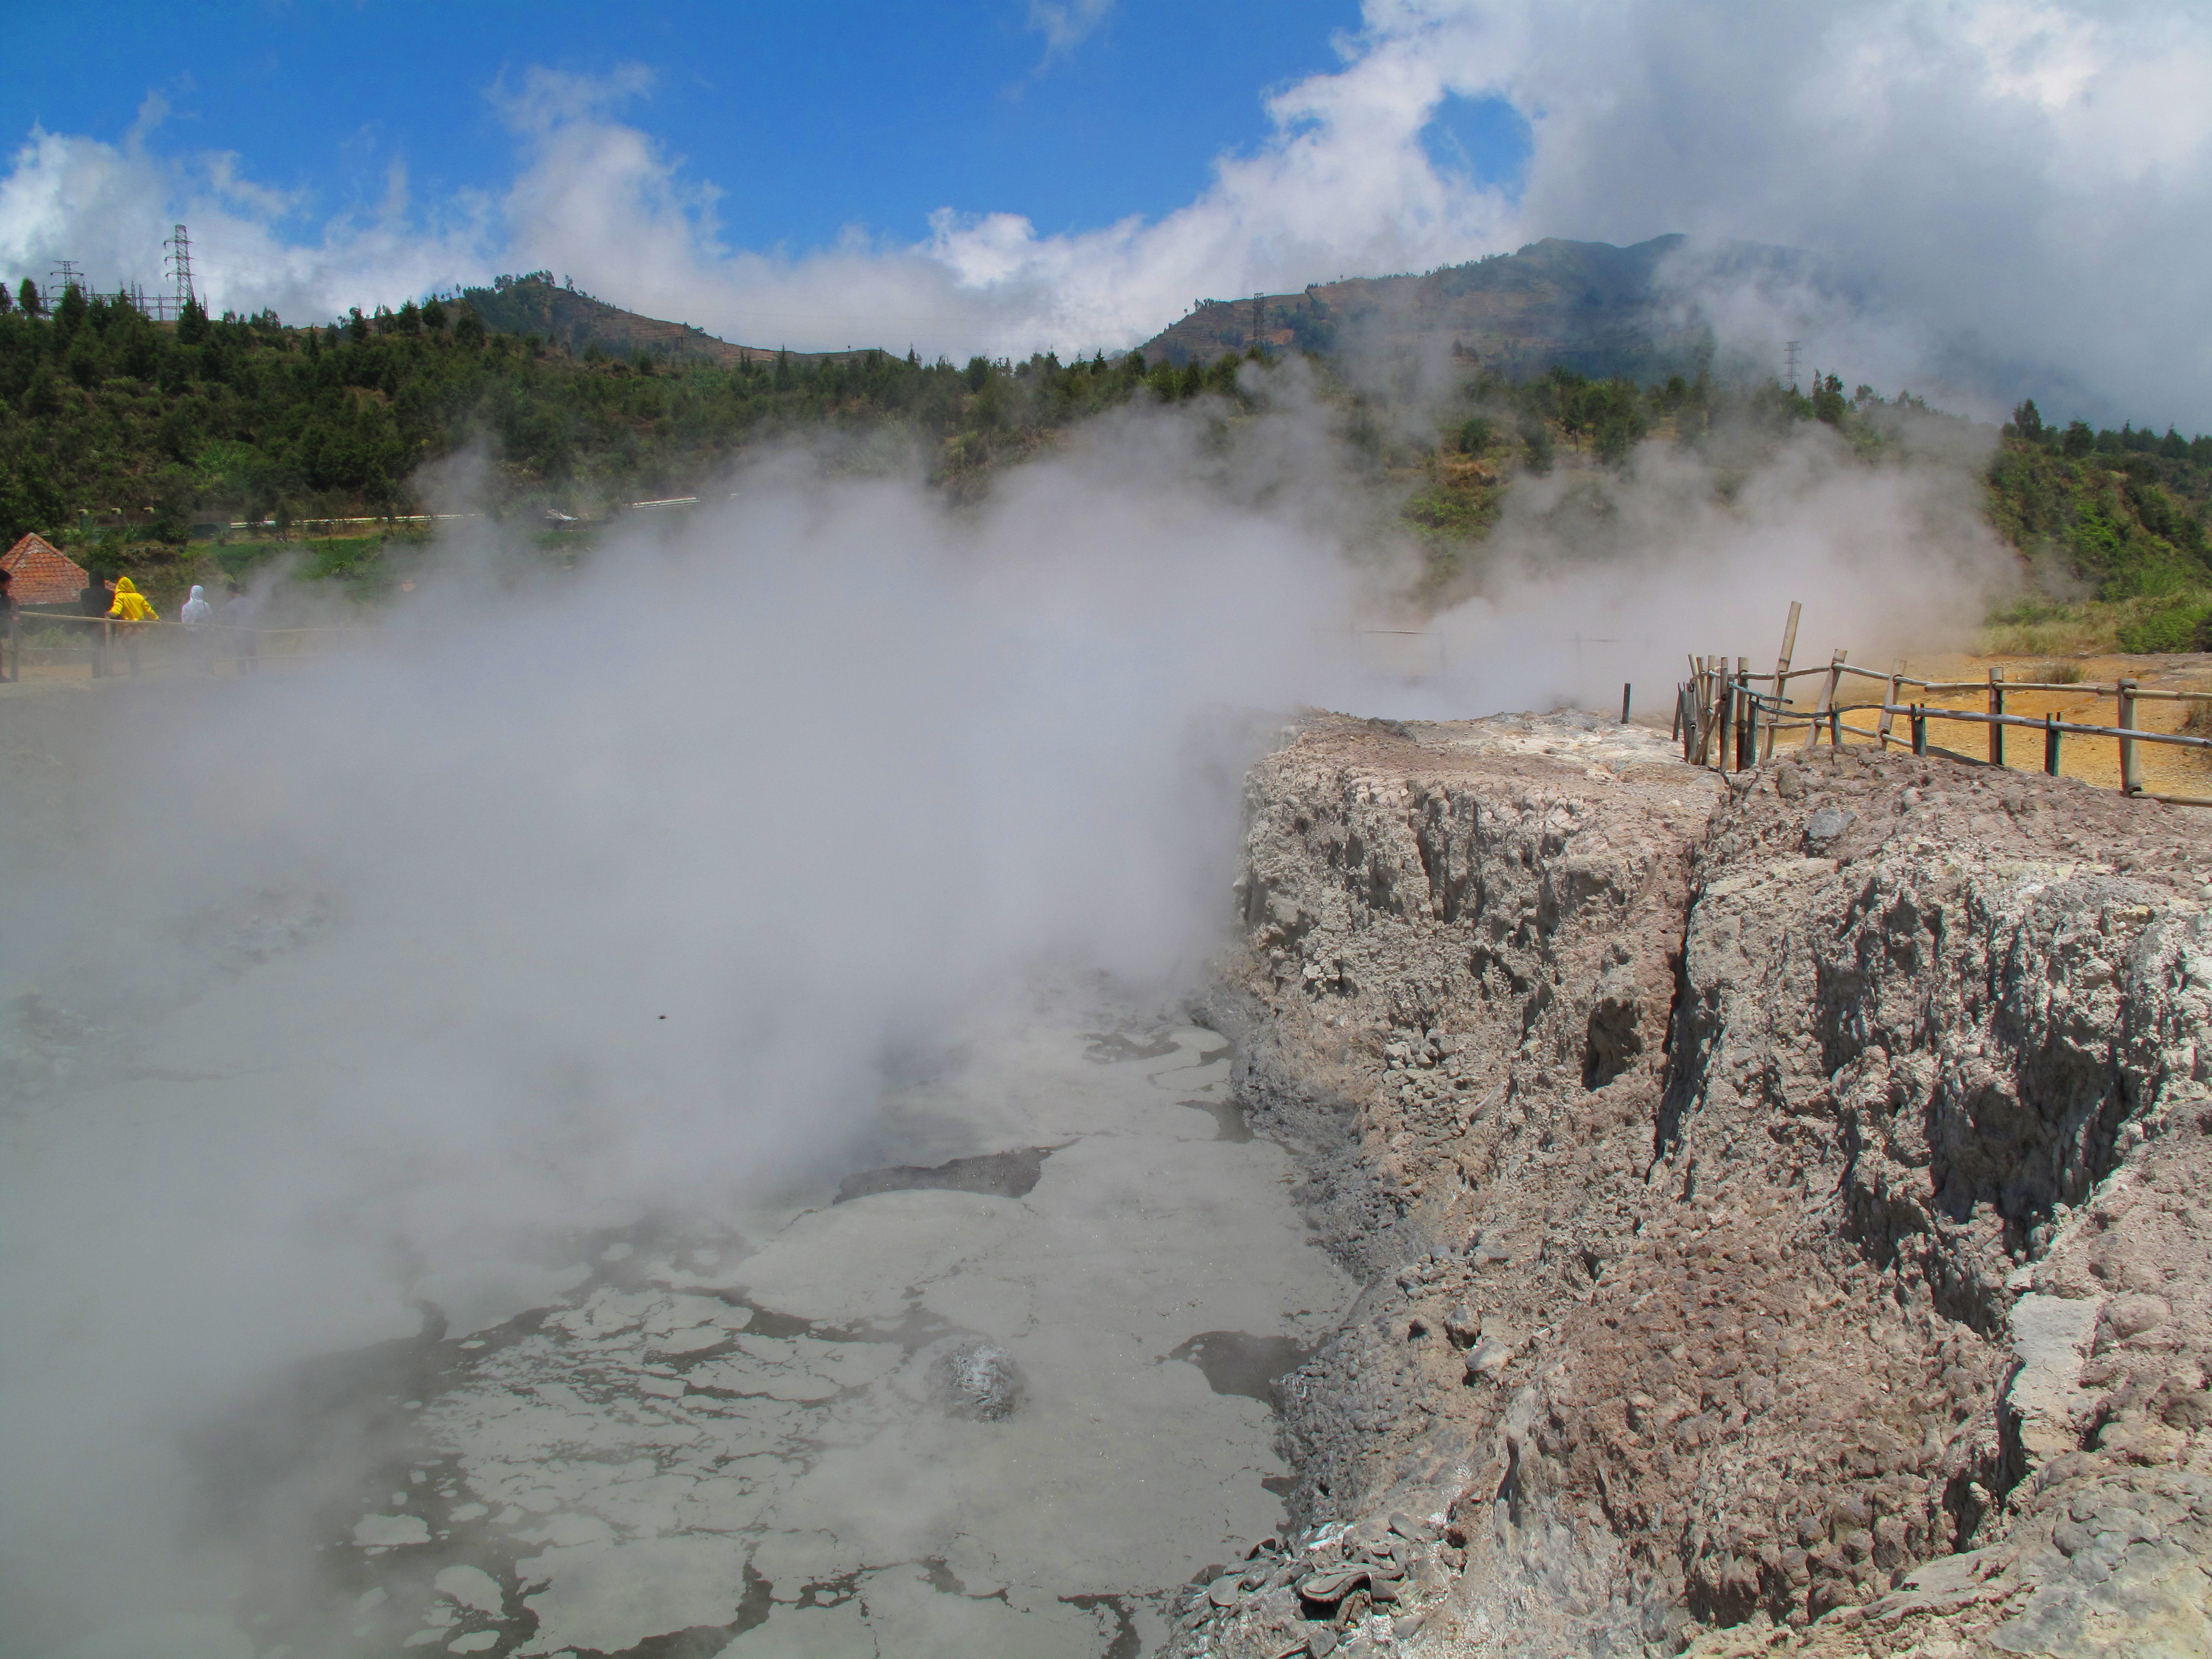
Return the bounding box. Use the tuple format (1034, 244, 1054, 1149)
(107, 578, 158, 623)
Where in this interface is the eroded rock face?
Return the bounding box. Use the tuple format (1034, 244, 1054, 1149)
(1178, 714, 2212, 1658)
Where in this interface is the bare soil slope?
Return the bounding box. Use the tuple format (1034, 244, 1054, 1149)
(1177, 711, 2212, 1658)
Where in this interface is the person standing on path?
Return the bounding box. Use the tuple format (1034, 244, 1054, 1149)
(0, 568, 15, 683)
(106, 577, 158, 677)
(180, 583, 214, 673)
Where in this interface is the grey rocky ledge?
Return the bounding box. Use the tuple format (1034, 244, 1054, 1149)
(1176, 710, 2212, 1658)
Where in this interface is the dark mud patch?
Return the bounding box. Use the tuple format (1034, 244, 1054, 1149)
(1083, 1031, 1180, 1063)
(1181, 1096, 1253, 1143)
(1062, 1592, 1145, 1659)
(1168, 1331, 1312, 1406)
(835, 1144, 1062, 1203)
(597, 1563, 773, 1658)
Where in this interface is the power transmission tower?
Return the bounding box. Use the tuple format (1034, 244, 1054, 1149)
(1251, 292, 1266, 351)
(49, 259, 82, 308)
(1783, 339, 1802, 389)
(164, 223, 196, 314)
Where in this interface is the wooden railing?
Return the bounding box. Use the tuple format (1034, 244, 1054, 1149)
(1674, 609, 2212, 808)
(1, 610, 362, 681)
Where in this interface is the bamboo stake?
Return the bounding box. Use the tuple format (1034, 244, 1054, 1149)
(1875, 659, 1905, 750)
(1803, 648, 1847, 750)
(2118, 677, 2141, 795)
(1764, 601, 1801, 762)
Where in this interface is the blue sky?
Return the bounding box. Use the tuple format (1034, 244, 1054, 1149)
(2, 3, 2210, 426)
(0, 2, 1524, 259)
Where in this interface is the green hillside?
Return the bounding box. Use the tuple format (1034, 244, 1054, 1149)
(2, 268, 2207, 654)
(1136, 235, 1791, 380)
(1983, 403, 2212, 652)
(0, 278, 1256, 599)
(460, 272, 873, 369)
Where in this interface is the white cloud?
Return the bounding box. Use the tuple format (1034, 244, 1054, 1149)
(0, 116, 490, 323)
(1027, 0, 1118, 63)
(3, 1, 2209, 423)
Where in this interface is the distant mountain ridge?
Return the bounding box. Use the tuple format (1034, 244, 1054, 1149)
(1136, 234, 1804, 381)
(462, 274, 873, 367)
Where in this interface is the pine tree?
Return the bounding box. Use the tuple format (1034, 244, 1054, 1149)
(54, 282, 88, 341)
(18, 278, 41, 317)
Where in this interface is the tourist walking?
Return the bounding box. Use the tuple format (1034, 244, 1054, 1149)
(0, 568, 14, 683)
(180, 584, 214, 673)
(106, 577, 157, 677)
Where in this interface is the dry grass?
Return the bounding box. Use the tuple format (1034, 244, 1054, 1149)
(1980, 593, 2209, 660)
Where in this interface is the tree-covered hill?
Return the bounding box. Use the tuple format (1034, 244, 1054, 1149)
(0, 278, 1222, 550)
(1136, 234, 1798, 381)
(2, 268, 2208, 653)
(459, 272, 877, 369)
(1985, 401, 2212, 650)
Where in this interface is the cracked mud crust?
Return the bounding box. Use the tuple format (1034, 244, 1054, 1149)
(1177, 709, 2212, 1658)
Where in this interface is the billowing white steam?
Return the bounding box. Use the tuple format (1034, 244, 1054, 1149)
(0, 388, 2010, 1652)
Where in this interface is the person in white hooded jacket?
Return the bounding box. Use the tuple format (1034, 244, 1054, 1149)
(179, 584, 214, 672)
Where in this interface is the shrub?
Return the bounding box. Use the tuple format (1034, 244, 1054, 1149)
(2114, 598, 2212, 654)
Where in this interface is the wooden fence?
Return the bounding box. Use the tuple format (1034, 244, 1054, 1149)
(1673, 602, 2212, 808)
(0, 610, 361, 681)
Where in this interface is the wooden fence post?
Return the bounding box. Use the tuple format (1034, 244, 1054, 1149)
(1765, 601, 1801, 762)
(1688, 657, 1704, 764)
(1988, 667, 2005, 767)
(2117, 677, 2142, 795)
(1803, 648, 1846, 750)
(1738, 657, 1753, 769)
(1911, 705, 1928, 756)
(2045, 713, 2061, 776)
(1621, 683, 1631, 725)
(1708, 668, 1725, 778)
(1708, 655, 1725, 774)
(1876, 659, 1905, 750)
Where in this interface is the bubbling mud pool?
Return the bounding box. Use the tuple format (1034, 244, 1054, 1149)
(186, 1007, 1352, 1658)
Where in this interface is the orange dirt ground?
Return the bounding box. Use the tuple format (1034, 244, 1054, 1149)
(1747, 651, 2212, 802)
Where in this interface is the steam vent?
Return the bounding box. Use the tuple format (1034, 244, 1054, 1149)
(1168, 710, 2212, 1657)
(14, 700, 2212, 1658)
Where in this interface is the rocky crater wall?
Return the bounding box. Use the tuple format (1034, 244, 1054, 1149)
(1177, 711, 2212, 1659)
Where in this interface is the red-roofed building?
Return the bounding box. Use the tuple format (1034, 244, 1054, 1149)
(1, 533, 91, 606)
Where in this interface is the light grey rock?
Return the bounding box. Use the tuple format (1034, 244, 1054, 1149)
(925, 1337, 1025, 1422)
(1803, 803, 1853, 843)
(2004, 1294, 2103, 1469)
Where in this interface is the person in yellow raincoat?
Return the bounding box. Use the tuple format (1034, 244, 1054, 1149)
(106, 577, 158, 677)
